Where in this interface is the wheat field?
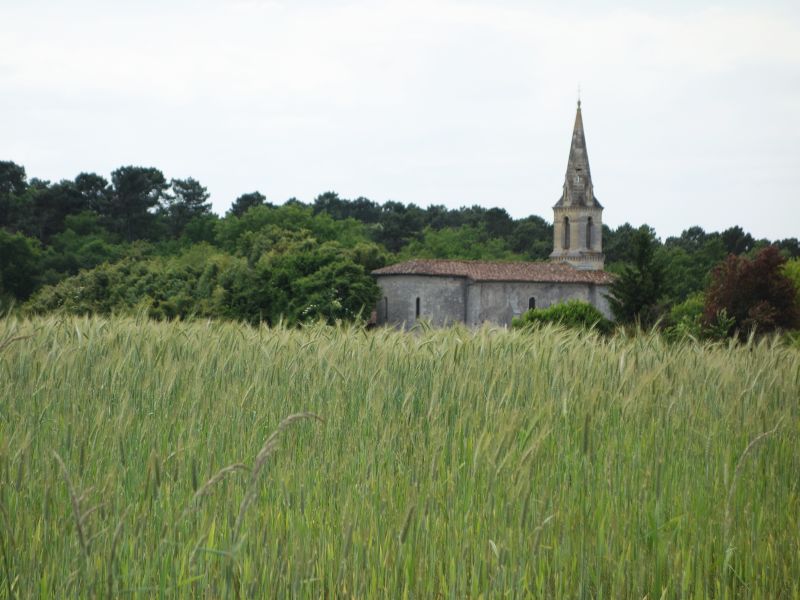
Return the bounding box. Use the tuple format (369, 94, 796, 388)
(0, 315, 798, 598)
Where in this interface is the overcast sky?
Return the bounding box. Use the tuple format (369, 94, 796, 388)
(2, 0, 799, 240)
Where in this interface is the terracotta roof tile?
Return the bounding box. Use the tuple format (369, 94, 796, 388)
(372, 259, 615, 284)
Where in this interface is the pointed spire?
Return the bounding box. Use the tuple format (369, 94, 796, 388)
(554, 100, 601, 208)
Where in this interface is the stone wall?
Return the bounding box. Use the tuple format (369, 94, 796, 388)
(375, 275, 467, 328)
(466, 281, 612, 327)
(376, 275, 612, 328)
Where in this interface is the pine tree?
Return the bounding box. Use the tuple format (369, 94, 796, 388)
(608, 226, 666, 325)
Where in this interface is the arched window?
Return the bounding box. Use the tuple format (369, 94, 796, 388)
(528, 297, 536, 310)
(586, 217, 593, 249)
(415, 297, 420, 318)
(563, 217, 570, 249)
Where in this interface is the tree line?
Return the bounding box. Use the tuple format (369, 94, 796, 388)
(1, 160, 798, 336)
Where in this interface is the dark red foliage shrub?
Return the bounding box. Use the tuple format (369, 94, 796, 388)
(704, 245, 800, 337)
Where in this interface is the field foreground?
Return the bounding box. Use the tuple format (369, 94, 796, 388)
(0, 316, 798, 598)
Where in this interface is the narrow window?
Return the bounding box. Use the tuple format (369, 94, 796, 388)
(384, 297, 388, 320)
(586, 217, 593, 249)
(528, 297, 536, 310)
(415, 297, 420, 318)
(563, 217, 570, 249)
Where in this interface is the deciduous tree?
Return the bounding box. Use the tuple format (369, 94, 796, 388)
(0, 161, 28, 230)
(0, 229, 40, 301)
(704, 245, 799, 337)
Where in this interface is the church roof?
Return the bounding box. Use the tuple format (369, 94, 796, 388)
(554, 101, 603, 209)
(372, 259, 615, 284)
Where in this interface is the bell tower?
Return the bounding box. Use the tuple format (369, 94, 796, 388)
(550, 100, 605, 270)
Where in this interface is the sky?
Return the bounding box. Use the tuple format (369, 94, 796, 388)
(1, 0, 799, 240)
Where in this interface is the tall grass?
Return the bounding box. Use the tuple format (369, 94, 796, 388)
(0, 315, 798, 597)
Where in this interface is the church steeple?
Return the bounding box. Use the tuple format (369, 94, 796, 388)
(555, 100, 601, 209)
(550, 101, 605, 270)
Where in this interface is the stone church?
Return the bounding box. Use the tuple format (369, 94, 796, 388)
(372, 101, 615, 328)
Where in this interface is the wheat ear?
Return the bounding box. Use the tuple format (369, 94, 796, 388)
(724, 419, 782, 543)
(232, 412, 324, 544)
(53, 451, 89, 561)
(178, 463, 248, 522)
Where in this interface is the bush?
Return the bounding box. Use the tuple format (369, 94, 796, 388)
(512, 300, 613, 334)
(661, 292, 733, 342)
(662, 292, 705, 340)
(783, 330, 800, 349)
(783, 258, 800, 306)
(24, 239, 380, 326)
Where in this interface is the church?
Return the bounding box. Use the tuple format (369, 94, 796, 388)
(372, 101, 615, 328)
